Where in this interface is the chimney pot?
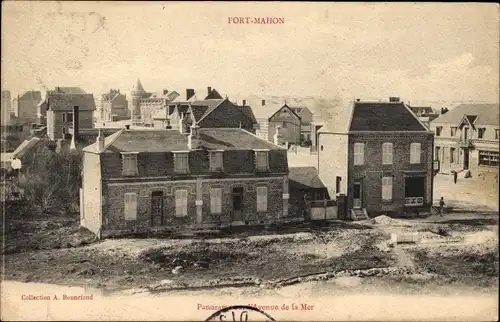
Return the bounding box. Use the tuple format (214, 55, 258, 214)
(125, 125, 130, 130)
(186, 89, 195, 101)
(262, 99, 266, 106)
(242, 99, 247, 106)
(188, 123, 201, 150)
(207, 86, 212, 95)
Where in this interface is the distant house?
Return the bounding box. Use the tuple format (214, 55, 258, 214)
(408, 105, 439, 129)
(39, 88, 96, 140)
(100, 89, 129, 122)
(0, 117, 32, 153)
(80, 125, 290, 238)
(429, 103, 499, 177)
(1, 90, 12, 126)
(318, 98, 435, 218)
(12, 91, 42, 124)
(267, 104, 303, 146)
(289, 107, 314, 144)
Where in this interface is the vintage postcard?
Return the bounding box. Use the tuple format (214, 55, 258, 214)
(1, 1, 499, 321)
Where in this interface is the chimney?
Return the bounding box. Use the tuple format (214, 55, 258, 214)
(188, 123, 201, 150)
(356, 99, 360, 102)
(273, 125, 281, 145)
(165, 118, 172, 129)
(389, 97, 400, 102)
(70, 105, 79, 150)
(163, 89, 168, 95)
(242, 99, 246, 106)
(178, 113, 184, 134)
(96, 129, 105, 153)
(262, 99, 266, 106)
(125, 124, 130, 130)
(186, 89, 195, 101)
(207, 86, 212, 96)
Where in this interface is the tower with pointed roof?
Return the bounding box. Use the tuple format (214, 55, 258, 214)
(131, 78, 146, 125)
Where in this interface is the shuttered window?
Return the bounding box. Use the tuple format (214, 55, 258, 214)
(256, 186, 268, 212)
(175, 189, 188, 217)
(210, 188, 222, 214)
(382, 143, 393, 165)
(174, 152, 189, 173)
(255, 151, 269, 172)
(354, 143, 364, 165)
(410, 143, 421, 164)
(122, 153, 138, 176)
(124, 193, 137, 220)
(210, 151, 223, 172)
(382, 177, 393, 201)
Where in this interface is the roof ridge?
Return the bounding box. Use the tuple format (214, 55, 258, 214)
(239, 127, 287, 150)
(197, 98, 227, 123)
(402, 103, 431, 131)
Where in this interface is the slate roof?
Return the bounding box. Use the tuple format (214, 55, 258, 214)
(45, 93, 96, 111)
(133, 79, 145, 92)
(205, 88, 223, 100)
(238, 105, 258, 124)
(289, 167, 326, 189)
(18, 91, 42, 101)
(349, 102, 427, 132)
(190, 105, 210, 122)
(432, 104, 499, 126)
(83, 128, 284, 153)
(54, 87, 87, 94)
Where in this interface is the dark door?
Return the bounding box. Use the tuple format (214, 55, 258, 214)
(151, 191, 164, 226)
(232, 187, 243, 222)
(353, 183, 362, 209)
(463, 148, 469, 170)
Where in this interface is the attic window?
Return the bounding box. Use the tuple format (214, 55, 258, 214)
(254, 150, 269, 172)
(121, 153, 138, 176)
(209, 151, 223, 172)
(174, 151, 189, 173)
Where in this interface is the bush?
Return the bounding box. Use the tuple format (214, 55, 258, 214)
(19, 144, 82, 215)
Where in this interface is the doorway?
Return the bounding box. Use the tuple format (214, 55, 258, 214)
(353, 182, 362, 209)
(151, 191, 164, 226)
(232, 187, 243, 222)
(463, 148, 469, 170)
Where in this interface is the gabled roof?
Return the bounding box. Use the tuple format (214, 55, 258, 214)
(349, 101, 427, 132)
(190, 105, 210, 122)
(289, 106, 312, 116)
(12, 137, 42, 159)
(289, 167, 327, 189)
(205, 88, 223, 100)
(238, 105, 258, 124)
(45, 93, 96, 111)
(18, 91, 42, 101)
(82, 128, 285, 153)
(431, 103, 499, 126)
(191, 99, 225, 122)
(269, 104, 301, 121)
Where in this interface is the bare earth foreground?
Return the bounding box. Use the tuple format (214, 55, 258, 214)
(1, 175, 499, 320)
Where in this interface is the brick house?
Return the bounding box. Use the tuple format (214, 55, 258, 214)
(12, 91, 42, 124)
(429, 103, 499, 177)
(40, 90, 96, 140)
(80, 125, 290, 238)
(318, 99, 435, 218)
(100, 89, 129, 122)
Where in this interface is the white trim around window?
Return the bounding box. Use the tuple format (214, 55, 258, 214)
(209, 150, 224, 172)
(210, 188, 222, 214)
(256, 186, 268, 212)
(354, 143, 364, 165)
(254, 149, 270, 172)
(175, 189, 188, 217)
(410, 142, 421, 164)
(121, 152, 139, 176)
(124, 192, 138, 221)
(381, 177, 393, 201)
(173, 151, 189, 173)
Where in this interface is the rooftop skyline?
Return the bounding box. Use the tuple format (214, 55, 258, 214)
(2, 2, 499, 108)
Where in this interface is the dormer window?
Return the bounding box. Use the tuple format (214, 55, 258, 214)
(174, 151, 189, 173)
(121, 152, 138, 176)
(254, 150, 269, 172)
(209, 150, 223, 172)
(478, 128, 486, 139)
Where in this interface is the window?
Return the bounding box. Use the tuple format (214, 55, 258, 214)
(67, 112, 73, 123)
(410, 143, 421, 164)
(174, 152, 189, 173)
(382, 143, 393, 165)
(282, 122, 287, 129)
(436, 127, 442, 136)
(354, 143, 364, 165)
(450, 147, 455, 163)
(256, 186, 268, 212)
(478, 128, 486, 139)
(122, 153, 138, 176)
(210, 151, 223, 172)
(435, 146, 441, 161)
(124, 193, 137, 220)
(382, 177, 393, 201)
(210, 188, 222, 215)
(175, 189, 188, 217)
(62, 113, 66, 123)
(451, 127, 457, 137)
(255, 150, 269, 172)
(478, 151, 499, 167)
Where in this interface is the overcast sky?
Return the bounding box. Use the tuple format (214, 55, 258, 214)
(2, 2, 499, 107)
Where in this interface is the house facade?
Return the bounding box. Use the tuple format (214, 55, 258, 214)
(267, 104, 302, 146)
(40, 89, 96, 140)
(100, 89, 129, 122)
(319, 99, 434, 218)
(289, 107, 313, 144)
(80, 125, 290, 238)
(429, 104, 499, 177)
(12, 91, 42, 124)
